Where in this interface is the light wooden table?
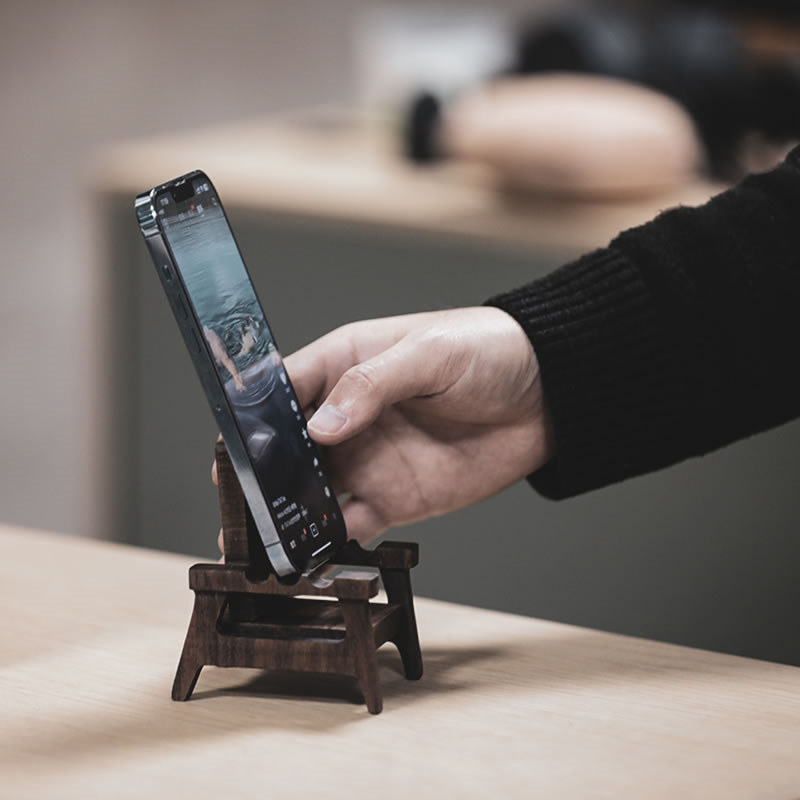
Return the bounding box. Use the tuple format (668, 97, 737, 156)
(2, 524, 798, 799)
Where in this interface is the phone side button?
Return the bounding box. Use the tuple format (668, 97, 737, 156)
(189, 328, 203, 354)
(174, 294, 189, 320)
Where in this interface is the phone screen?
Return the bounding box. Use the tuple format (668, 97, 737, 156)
(157, 177, 342, 569)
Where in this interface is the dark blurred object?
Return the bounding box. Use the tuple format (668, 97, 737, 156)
(512, 10, 800, 178)
(673, 0, 800, 15)
(406, 92, 443, 164)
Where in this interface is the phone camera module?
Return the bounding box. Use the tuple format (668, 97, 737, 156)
(170, 181, 195, 204)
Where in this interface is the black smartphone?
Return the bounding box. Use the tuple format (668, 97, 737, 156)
(135, 170, 347, 576)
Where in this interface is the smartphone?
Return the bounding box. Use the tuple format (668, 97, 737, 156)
(135, 170, 346, 576)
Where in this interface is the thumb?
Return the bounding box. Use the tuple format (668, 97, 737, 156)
(306, 337, 436, 444)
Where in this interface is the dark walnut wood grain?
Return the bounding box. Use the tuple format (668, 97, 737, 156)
(171, 440, 422, 714)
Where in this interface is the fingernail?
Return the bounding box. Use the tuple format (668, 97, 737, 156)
(308, 404, 347, 435)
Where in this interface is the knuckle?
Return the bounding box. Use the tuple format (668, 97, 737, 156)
(331, 320, 362, 345)
(413, 328, 460, 387)
(419, 325, 454, 356)
(344, 361, 380, 397)
(335, 320, 358, 338)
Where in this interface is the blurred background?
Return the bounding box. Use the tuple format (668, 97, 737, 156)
(3, 0, 800, 663)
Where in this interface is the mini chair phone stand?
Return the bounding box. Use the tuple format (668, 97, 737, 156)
(171, 440, 423, 714)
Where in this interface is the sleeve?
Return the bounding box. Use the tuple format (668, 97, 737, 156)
(485, 145, 800, 499)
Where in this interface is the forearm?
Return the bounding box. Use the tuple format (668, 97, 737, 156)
(487, 146, 800, 498)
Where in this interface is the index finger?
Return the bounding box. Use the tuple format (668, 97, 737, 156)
(284, 317, 411, 410)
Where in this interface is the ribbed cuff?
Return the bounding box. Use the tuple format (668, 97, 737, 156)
(487, 146, 800, 499)
(486, 247, 684, 499)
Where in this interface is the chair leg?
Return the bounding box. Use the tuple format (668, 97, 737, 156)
(171, 591, 224, 701)
(172, 656, 203, 701)
(341, 600, 383, 714)
(381, 568, 423, 680)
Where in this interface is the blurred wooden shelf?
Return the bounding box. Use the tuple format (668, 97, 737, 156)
(91, 107, 722, 254)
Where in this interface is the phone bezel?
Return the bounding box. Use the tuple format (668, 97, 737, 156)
(135, 170, 346, 576)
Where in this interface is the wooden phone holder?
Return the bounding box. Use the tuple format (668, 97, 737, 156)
(171, 440, 423, 714)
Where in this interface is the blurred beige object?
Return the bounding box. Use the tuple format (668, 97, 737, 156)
(441, 74, 705, 199)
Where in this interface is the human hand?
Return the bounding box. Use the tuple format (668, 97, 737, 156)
(285, 307, 554, 545)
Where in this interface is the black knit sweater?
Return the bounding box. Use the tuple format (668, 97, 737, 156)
(486, 145, 800, 499)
